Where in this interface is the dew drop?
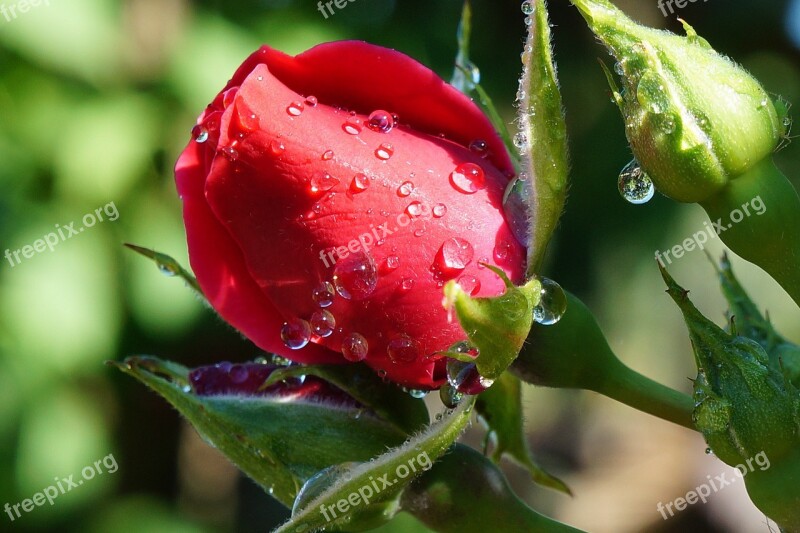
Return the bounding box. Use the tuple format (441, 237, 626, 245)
(341, 333, 369, 362)
(406, 201, 425, 217)
(310, 172, 340, 194)
(439, 238, 474, 271)
(350, 173, 370, 193)
(397, 181, 415, 197)
(234, 99, 259, 132)
(229, 364, 249, 384)
(457, 275, 481, 295)
(450, 163, 486, 194)
(387, 335, 420, 365)
(494, 240, 512, 261)
(432, 203, 447, 218)
(311, 281, 335, 307)
(332, 251, 378, 300)
(400, 278, 415, 291)
(405, 388, 428, 399)
(614, 61, 625, 76)
(192, 125, 209, 143)
(287, 101, 304, 116)
(281, 318, 311, 349)
(310, 310, 336, 337)
(521, 1, 534, 15)
(375, 143, 394, 160)
(222, 86, 239, 109)
(413, 228, 426, 237)
(305, 95, 318, 107)
(269, 139, 285, 156)
(439, 383, 464, 408)
(219, 145, 238, 161)
(659, 114, 677, 135)
(446, 359, 493, 394)
(385, 255, 400, 271)
(618, 159, 655, 205)
(367, 110, 395, 133)
(321, 150, 334, 161)
(533, 277, 567, 325)
(513, 132, 528, 152)
(468, 139, 488, 155)
(343, 118, 362, 135)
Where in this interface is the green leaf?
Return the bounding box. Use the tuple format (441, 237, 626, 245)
(111, 356, 409, 507)
(443, 268, 540, 381)
(277, 398, 476, 532)
(123, 243, 204, 298)
(401, 444, 585, 533)
(515, 0, 569, 274)
(476, 372, 570, 494)
(261, 363, 430, 435)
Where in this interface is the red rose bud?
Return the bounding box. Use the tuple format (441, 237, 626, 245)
(175, 42, 525, 389)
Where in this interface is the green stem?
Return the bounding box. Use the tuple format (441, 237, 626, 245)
(700, 158, 800, 308)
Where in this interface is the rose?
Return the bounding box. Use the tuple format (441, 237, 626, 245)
(175, 41, 525, 389)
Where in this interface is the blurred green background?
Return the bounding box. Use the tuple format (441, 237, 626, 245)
(1, 0, 798, 531)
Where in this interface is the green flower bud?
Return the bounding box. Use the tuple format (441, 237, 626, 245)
(571, 0, 784, 202)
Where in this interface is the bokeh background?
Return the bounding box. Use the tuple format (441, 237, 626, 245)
(1, 0, 799, 531)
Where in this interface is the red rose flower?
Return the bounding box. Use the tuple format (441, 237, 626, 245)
(175, 41, 526, 389)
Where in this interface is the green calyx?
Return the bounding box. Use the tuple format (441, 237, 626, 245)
(572, 0, 784, 203)
(660, 266, 800, 467)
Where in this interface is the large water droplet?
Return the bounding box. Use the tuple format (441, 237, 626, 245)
(341, 333, 369, 362)
(286, 101, 304, 116)
(350, 173, 370, 193)
(432, 203, 447, 218)
(333, 251, 378, 300)
(494, 240, 512, 261)
(406, 201, 425, 217)
(533, 277, 567, 325)
(397, 181, 414, 197)
(343, 119, 362, 135)
(234, 100, 259, 132)
(375, 143, 394, 160)
(312, 281, 335, 307)
(439, 238, 474, 271)
(387, 335, 420, 365)
(310, 172, 340, 195)
(439, 383, 464, 408)
(446, 359, 493, 394)
(305, 95, 318, 107)
(281, 319, 311, 349)
(457, 275, 481, 295)
(310, 310, 335, 337)
(618, 160, 655, 205)
(503, 176, 532, 247)
(450, 163, 486, 194)
(367, 110, 395, 133)
(192, 125, 209, 143)
(292, 463, 358, 516)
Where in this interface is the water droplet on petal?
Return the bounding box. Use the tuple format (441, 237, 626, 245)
(305, 95, 318, 107)
(618, 160, 655, 205)
(341, 333, 368, 362)
(457, 275, 481, 295)
(367, 110, 395, 133)
(220, 145, 238, 161)
(400, 278, 415, 291)
(310, 310, 336, 337)
(222, 86, 239, 108)
(406, 201, 425, 217)
(321, 150, 334, 161)
(229, 364, 249, 384)
(433, 203, 447, 218)
(384, 255, 400, 272)
(375, 143, 394, 160)
(287, 101, 304, 116)
(450, 163, 486, 194)
(269, 140, 285, 156)
(281, 318, 311, 349)
(439, 238, 474, 271)
(439, 383, 464, 407)
(387, 335, 420, 365)
(533, 277, 567, 325)
(350, 173, 370, 193)
(343, 119, 362, 135)
(333, 251, 378, 300)
(521, 1, 534, 15)
(234, 99, 259, 132)
(312, 281, 335, 307)
(397, 181, 414, 197)
(468, 139, 488, 155)
(494, 240, 512, 261)
(310, 172, 339, 194)
(192, 125, 209, 143)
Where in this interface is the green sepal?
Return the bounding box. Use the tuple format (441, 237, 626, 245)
(276, 398, 476, 533)
(475, 372, 571, 494)
(442, 267, 540, 381)
(111, 356, 410, 507)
